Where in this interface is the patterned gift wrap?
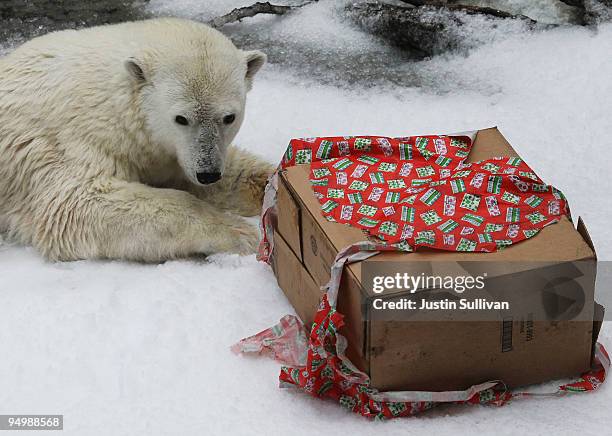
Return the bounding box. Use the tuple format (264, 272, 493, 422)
(340, 205, 354, 220)
(336, 172, 348, 185)
(453, 170, 472, 178)
(485, 196, 501, 216)
(418, 148, 435, 160)
(379, 221, 399, 236)
(348, 192, 363, 204)
(370, 172, 385, 184)
(351, 164, 369, 178)
(457, 238, 478, 252)
(552, 187, 566, 200)
(501, 191, 521, 205)
(327, 188, 345, 199)
(532, 183, 549, 192)
(378, 162, 397, 172)
(377, 138, 394, 156)
(399, 143, 412, 160)
(420, 210, 443, 225)
(481, 162, 500, 172)
(387, 179, 407, 190)
(349, 180, 369, 191)
(382, 206, 396, 216)
(401, 224, 415, 239)
(354, 137, 372, 151)
(313, 168, 332, 179)
(399, 162, 413, 176)
(485, 223, 504, 233)
(415, 137, 429, 149)
(507, 157, 522, 166)
(495, 239, 513, 249)
(523, 229, 540, 238)
(487, 175, 503, 194)
(434, 138, 448, 155)
(358, 204, 378, 216)
(548, 200, 561, 215)
(402, 194, 417, 205)
(368, 187, 385, 201)
(321, 200, 338, 212)
(338, 141, 350, 155)
(435, 155, 452, 167)
(506, 207, 521, 223)
(358, 217, 379, 227)
(406, 187, 424, 194)
(460, 226, 475, 235)
(440, 169, 451, 178)
(443, 195, 456, 216)
(462, 213, 484, 226)
(415, 230, 436, 245)
(507, 224, 520, 238)
(460, 193, 481, 211)
(316, 140, 334, 159)
(401, 206, 415, 223)
(450, 179, 467, 194)
(412, 178, 431, 187)
(519, 171, 539, 180)
(358, 155, 379, 165)
(478, 233, 494, 243)
(385, 192, 400, 203)
(513, 179, 530, 192)
(333, 158, 353, 170)
(450, 137, 468, 148)
(470, 173, 485, 188)
(295, 149, 312, 164)
(438, 219, 459, 233)
(443, 233, 455, 245)
(416, 165, 436, 177)
(420, 188, 442, 206)
(284, 144, 294, 162)
(524, 195, 543, 208)
(310, 178, 329, 187)
(526, 211, 547, 224)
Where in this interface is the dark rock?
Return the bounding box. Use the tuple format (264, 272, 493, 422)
(345, 1, 542, 58)
(0, 0, 149, 51)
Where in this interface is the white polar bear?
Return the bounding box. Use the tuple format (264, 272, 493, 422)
(0, 18, 275, 261)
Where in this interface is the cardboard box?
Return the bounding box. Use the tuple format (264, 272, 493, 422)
(272, 127, 601, 392)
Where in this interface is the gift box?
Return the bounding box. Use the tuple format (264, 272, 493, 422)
(272, 127, 603, 392)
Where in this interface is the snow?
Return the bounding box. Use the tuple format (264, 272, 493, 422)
(1, 1, 611, 435)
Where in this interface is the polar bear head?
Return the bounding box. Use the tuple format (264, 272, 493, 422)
(125, 26, 266, 185)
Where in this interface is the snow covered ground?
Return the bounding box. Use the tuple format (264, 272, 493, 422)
(0, 1, 611, 434)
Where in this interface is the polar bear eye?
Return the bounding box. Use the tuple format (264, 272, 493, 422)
(223, 114, 236, 125)
(175, 115, 189, 126)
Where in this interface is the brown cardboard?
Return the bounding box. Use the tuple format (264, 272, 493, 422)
(272, 127, 600, 391)
(276, 177, 302, 260)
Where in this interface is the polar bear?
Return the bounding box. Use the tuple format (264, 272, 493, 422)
(0, 18, 274, 261)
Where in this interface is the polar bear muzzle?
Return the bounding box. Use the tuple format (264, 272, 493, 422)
(196, 171, 222, 184)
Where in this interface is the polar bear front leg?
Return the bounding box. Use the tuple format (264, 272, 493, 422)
(36, 179, 259, 262)
(188, 145, 275, 217)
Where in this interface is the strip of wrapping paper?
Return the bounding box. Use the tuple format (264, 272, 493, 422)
(246, 131, 609, 420)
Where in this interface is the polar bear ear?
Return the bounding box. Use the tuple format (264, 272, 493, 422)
(244, 50, 267, 88)
(125, 58, 147, 83)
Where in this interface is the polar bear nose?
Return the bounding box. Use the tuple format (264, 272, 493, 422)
(196, 171, 221, 184)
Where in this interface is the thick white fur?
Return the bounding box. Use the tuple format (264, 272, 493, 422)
(0, 18, 274, 261)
